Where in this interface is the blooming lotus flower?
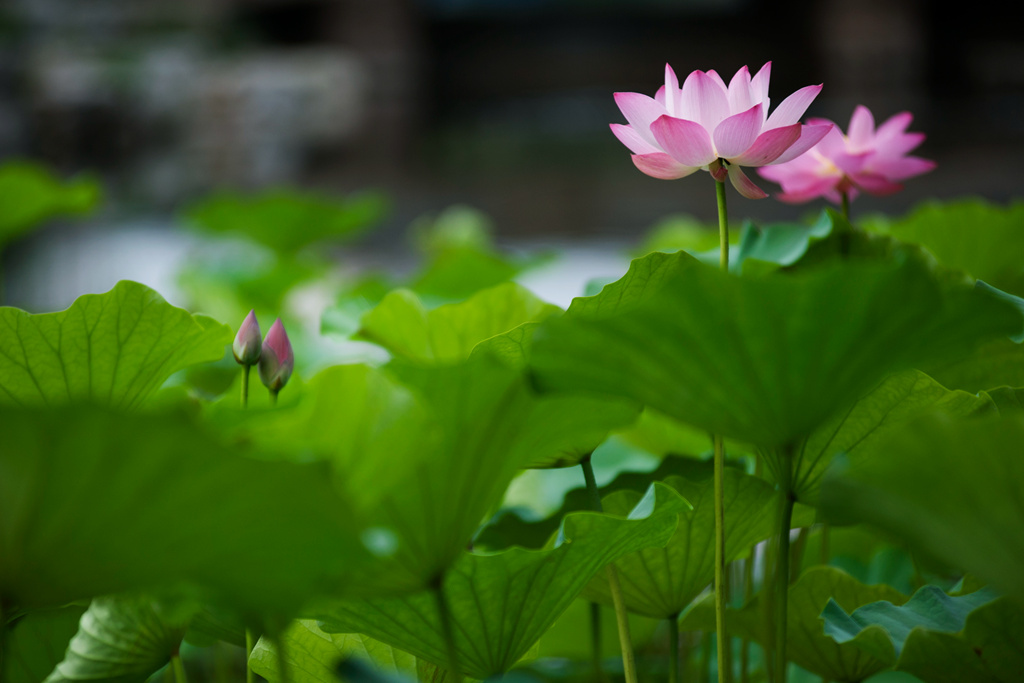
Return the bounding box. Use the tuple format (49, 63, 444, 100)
(232, 309, 262, 366)
(258, 318, 294, 392)
(757, 105, 936, 204)
(611, 62, 833, 199)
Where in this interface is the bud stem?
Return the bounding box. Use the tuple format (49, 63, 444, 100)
(269, 388, 279, 406)
(241, 365, 251, 408)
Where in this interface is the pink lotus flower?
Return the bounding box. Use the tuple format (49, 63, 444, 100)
(611, 62, 833, 199)
(757, 105, 936, 204)
(232, 309, 262, 366)
(258, 318, 294, 392)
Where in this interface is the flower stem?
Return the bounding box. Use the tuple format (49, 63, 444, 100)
(269, 388, 279, 406)
(716, 180, 729, 271)
(840, 191, 850, 221)
(433, 579, 461, 680)
(668, 614, 680, 683)
(171, 651, 188, 683)
(713, 177, 730, 683)
(580, 456, 638, 683)
(774, 476, 795, 683)
(241, 366, 250, 408)
(590, 602, 605, 683)
(245, 629, 255, 683)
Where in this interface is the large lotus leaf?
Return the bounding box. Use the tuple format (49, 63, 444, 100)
(984, 386, 1024, 416)
(732, 210, 836, 274)
(2, 605, 87, 683)
(183, 189, 388, 253)
(679, 567, 906, 682)
(530, 257, 1018, 447)
(250, 623, 452, 683)
(865, 199, 1024, 297)
(784, 370, 994, 505)
(45, 596, 190, 683)
(820, 414, 1024, 604)
(922, 337, 1024, 394)
(357, 283, 561, 363)
(821, 584, 1000, 665)
(582, 471, 814, 618)
(0, 406, 367, 611)
(896, 597, 1024, 683)
(0, 281, 230, 409)
(566, 249, 700, 317)
(0, 161, 101, 246)
(317, 483, 688, 680)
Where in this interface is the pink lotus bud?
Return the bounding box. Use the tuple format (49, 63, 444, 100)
(258, 318, 294, 392)
(232, 310, 262, 366)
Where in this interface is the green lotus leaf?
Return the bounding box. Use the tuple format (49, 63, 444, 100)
(924, 338, 1024, 394)
(783, 370, 995, 505)
(983, 386, 1024, 416)
(582, 471, 814, 619)
(1, 605, 87, 683)
(864, 199, 1024, 297)
(250, 623, 452, 683)
(0, 406, 367, 611)
(821, 584, 1000, 664)
(183, 188, 388, 253)
(0, 161, 101, 246)
(530, 256, 1017, 447)
(357, 283, 561, 363)
(317, 482, 688, 680)
(821, 414, 1024, 604)
(732, 210, 836, 274)
(679, 566, 906, 682)
(44, 596, 190, 683)
(0, 281, 230, 409)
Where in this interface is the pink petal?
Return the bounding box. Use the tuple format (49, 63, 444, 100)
(851, 171, 903, 196)
(728, 165, 768, 199)
(709, 159, 729, 182)
(875, 131, 926, 157)
(681, 70, 730, 131)
(706, 69, 729, 94)
(750, 62, 772, 107)
(614, 92, 668, 147)
(631, 153, 700, 180)
(871, 156, 937, 180)
(713, 103, 764, 158)
(731, 124, 802, 166)
(727, 65, 754, 113)
(764, 84, 823, 130)
(651, 115, 717, 167)
(768, 123, 833, 165)
(610, 123, 662, 155)
(655, 85, 667, 108)
(847, 105, 876, 150)
(774, 176, 841, 203)
(663, 64, 681, 116)
(874, 111, 913, 141)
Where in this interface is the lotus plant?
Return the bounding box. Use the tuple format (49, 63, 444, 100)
(758, 105, 936, 217)
(233, 309, 262, 407)
(259, 318, 294, 403)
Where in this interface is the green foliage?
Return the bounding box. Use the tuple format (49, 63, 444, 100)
(0, 281, 230, 409)
(316, 483, 688, 680)
(821, 414, 1024, 604)
(1, 605, 87, 683)
(183, 189, 388, 253)
(0, 161, 101, 246)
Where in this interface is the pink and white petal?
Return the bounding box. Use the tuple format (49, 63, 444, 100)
(681, 70, 731, 130)
(875, 131, 926, 157)
(847, 105, 876, 151)
(610, 123, 662, 155)
(831, 149, 871, 175)
(871, 155, 936, 180)
(851, 171, 903, 196)
(764, 84, 823, 130)
(874, 111, 913, 142)
(813, 124, 847, 157)
(731, 124, 802, 166)
(655, 85, 667, 108)
(756, 156, 823, 184)
(750, 62, 772, 108)
(774, 176, 841, 204)
(663, 64, 680, 116)
(631, 153, 699, 180)
(651, 115, 718, 167)
(767, 123, 833, 165)
(713, 103, 764, 158)
(614, 92, 668, 146)
(706, 69, 729, 94)
(728, 165, 769, 199)
(728, 65, 754, 113)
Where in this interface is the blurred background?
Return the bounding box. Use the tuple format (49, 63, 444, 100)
(0, 0, 1021, 311)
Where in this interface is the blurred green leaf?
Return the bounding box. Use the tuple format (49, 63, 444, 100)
(634, 214, 724, 256)
(983, 386, 1024, 416)
(679, 566, 906, 682)
(0, 281, 230, 409)
(0, 161, 101, 246)
(530, 256, 1017, 447)
(0, 406, 367, 611)
(357, 283, 561, 363)
(732, 210, 835, 274)
(317, 483, 688, 680)
(183, 189, 388, 253)
(45, 596, 190, 683)
(821, 414, 1024, 603)
(923, 337, 1024, 394)
(1, 605, 87, 683)
(582, 471, 814, 619)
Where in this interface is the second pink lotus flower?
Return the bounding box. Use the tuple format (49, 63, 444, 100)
(611, 62, 833, 199)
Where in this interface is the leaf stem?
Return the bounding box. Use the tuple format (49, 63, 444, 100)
(820, 524, 830, 566)
(840, 191, 850, 221)
(668, 614, 680, 683)
(171, 651, 188, 683)
(241, 365, 250, 408)
(433, 579, 461, 680)
(774, 476, 796, 683)
(274, 633, 291, 683)
(740, 550, 754, 683)
(713, 177, 730, 683)
(245, 629, 255, 683)
(580, 456, 638, 683)
(589, 602, 605, 683)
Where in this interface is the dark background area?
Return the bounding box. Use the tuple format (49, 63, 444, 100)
(1, 0, 1021, 240)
